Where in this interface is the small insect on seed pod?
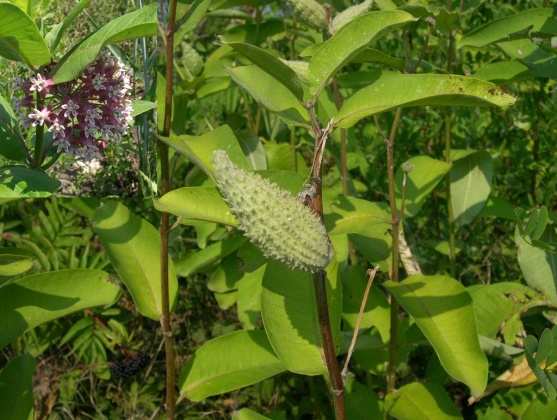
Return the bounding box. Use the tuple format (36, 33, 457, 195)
(213, 150, 333, 272)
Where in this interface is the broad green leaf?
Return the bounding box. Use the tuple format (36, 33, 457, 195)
(0, 269, 119, 348)
(450, 151, 493, 226)
(0, 354, 35, 420)
(227, 65, 309, 125)
(227, 42, 304, 99)
(468, 282, 540, 338)
(165, 125, 251, 177)
(335, 72, 516, 128)
(239, 135, 267, 171)
(45, 0, 90, 52)
(214, 290, 238, 310)
(325, 196, 391, 268)
(395, 156, 451, 218)
(132, 100, 156, 117)
(0, 166, 60, 205)
(386, 382, 462, 420)
(308, 10, 416, 97)
(261, 260, 341, 375)
(232, 408, 271, 420)
(156, 187, 238, 226)
(179, 330, 285, 401)
(0, 3, 51, 67)
(516, 229, 557, 304)
(53, 4, 157, 83)
(459, 8, 557, 49)
(174, 236, 246, 277)
(385, 275, 488, 396)
(93, 200, 178, 320)
(0, 254, 33, 277)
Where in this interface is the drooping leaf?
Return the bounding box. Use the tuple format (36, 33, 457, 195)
(164, 125, 251, 177)
(261, 260, 341, 375)
(395, 155, 451, 218)
(386, 382, 462, 420)
(156, 186, 238, 226)
(0, 166, 60, 205)
(227, 65, 309, 125)
(179, 330, 285, 401)
(0, 354, 36, 420)
(0, 269, 119, 348)
(450, 151, 493, 226)
(227, 42, 304, 99)
(0, 2, 51, 67)
(516, 228, 557, 304)
(335, 72, 516, 128)
(459, 8, 557, 49)
(53, 4, 157, 83)
(385, 275, 488, 396)
(308, 10, 416, 97)
(93, 200, 178, 320)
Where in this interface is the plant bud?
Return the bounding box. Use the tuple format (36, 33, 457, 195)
(213, 150, 333, 272)
(286, 0, 328, 30)
(180, 42, 203, 79)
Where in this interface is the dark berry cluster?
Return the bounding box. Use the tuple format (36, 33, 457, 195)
(110, 352, 150, 379)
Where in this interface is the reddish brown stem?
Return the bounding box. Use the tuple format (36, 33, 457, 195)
(159, 0, 178, 417)
(307, 106, 346, 420)
(386, 108, 402, 393)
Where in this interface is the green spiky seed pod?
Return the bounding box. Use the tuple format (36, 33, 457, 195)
(179, 42, 203, 80)
(213, 150, 333, 272)
(286, 0, 328, 30)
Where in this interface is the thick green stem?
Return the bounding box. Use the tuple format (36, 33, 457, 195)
(159, 0, 178, 417)
(386, 108, 402, 393)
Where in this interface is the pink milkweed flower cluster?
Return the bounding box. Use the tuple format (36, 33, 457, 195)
(14, 56, 134, 160)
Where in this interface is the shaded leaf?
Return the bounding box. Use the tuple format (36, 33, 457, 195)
(0, 166, 60, 205)
(450, 151, 493, 226)
(395, 155, 451, 218)
(93, 200, 178, 320)
(0, 354, 36, 420)
(0, 269, 119, 348)
(385, 275, 488, 396)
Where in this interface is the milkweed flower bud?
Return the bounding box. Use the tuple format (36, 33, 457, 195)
(213, 150, 333, 272)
